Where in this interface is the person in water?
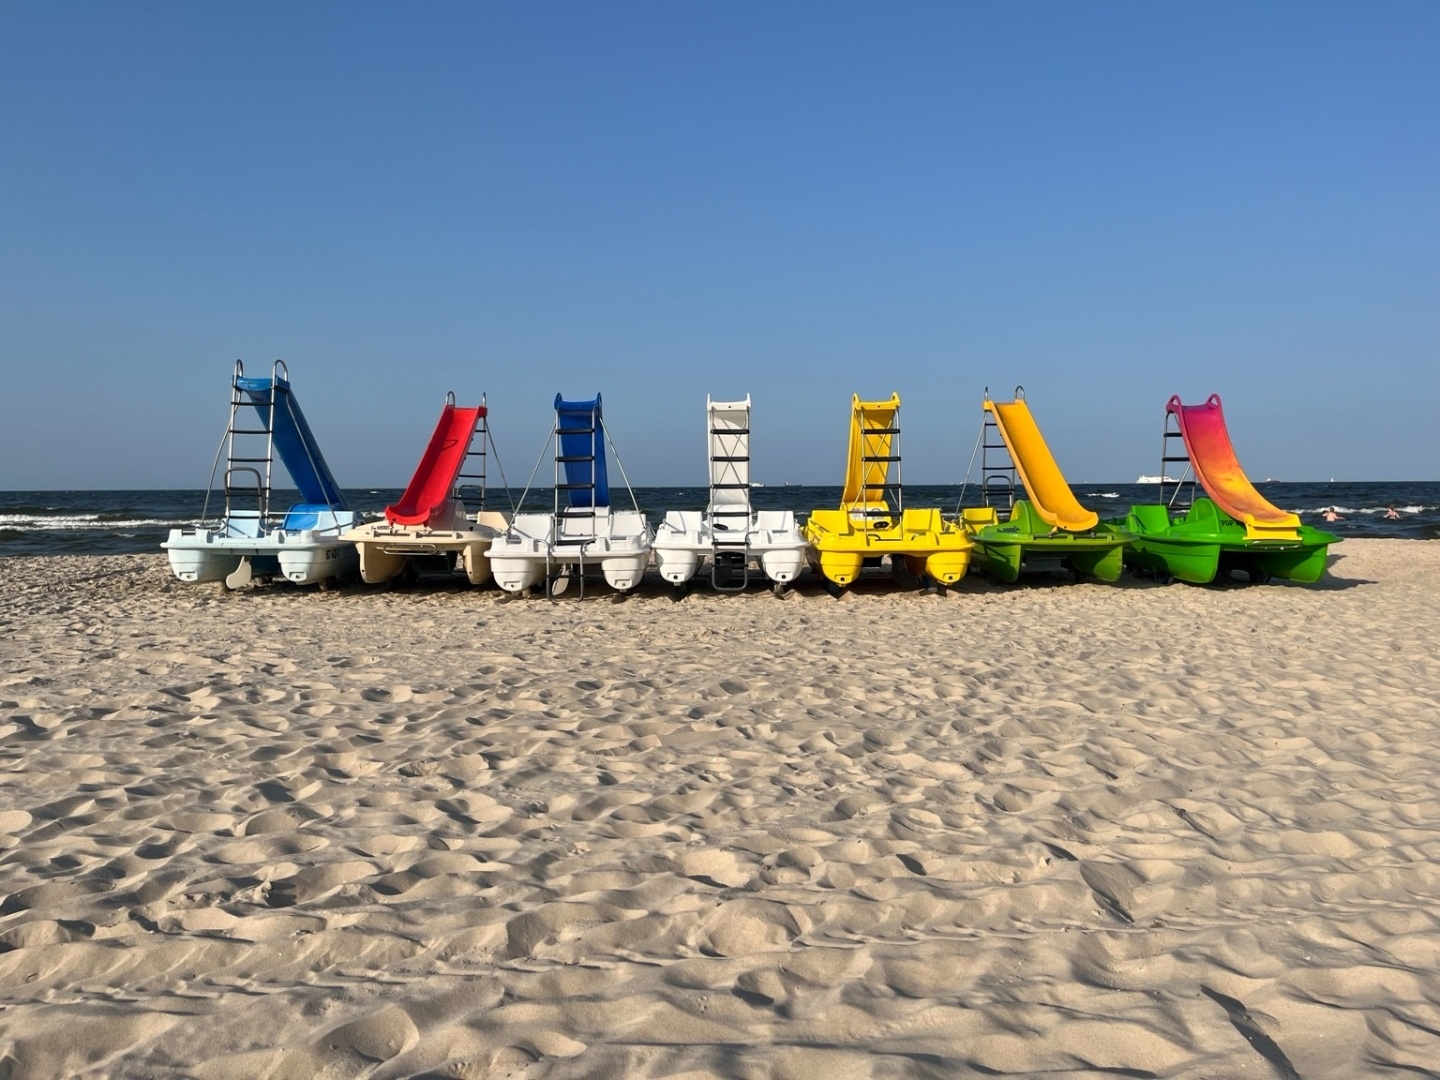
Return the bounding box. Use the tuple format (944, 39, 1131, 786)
(1385, 505, 1401, 520)
(1323, 507, 1344, 522)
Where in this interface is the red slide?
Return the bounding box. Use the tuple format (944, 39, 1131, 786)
(385, 403, 485, 526)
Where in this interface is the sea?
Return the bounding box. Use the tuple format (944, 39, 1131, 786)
(2, 482, 1438, 557)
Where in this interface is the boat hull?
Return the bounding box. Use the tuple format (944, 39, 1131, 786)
(963, 503, 1129, 584)
(164, 508, 362, 586)
(489, 510, 653, 595)
(803, 507, 972, 588)
(652, 510, 808, 587)
(163, 532, 357, 586)
(341, 511, 507, 585)
(1117, 500, 1336, 584)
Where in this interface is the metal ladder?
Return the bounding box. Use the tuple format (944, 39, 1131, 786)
(208, 359, 283, 528)
(980, 385, 1019, 510)
(1160, 408, 1197, 512)
(452, 392, 491, 513)
(548, 408, 600, 599)
(709, 418, 751, 591)
(857, 404, 903, 526)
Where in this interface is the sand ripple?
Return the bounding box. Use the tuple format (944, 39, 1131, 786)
(1, 544, 1438, 1077)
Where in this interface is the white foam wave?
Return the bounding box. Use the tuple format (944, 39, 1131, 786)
(1300, 505, 1429, 516)
(0, 514, 191, 530)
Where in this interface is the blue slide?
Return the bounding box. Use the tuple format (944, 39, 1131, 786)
(554, 394, 610, 508)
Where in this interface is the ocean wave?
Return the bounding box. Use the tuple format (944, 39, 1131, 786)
(1300, 505, 1430, 516)
(0, 514, 192, 530)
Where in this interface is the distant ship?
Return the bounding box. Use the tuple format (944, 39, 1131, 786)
(1135, 474, 1182, 484)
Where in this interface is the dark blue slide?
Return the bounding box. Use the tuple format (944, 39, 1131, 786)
(555, 394, 610, 508)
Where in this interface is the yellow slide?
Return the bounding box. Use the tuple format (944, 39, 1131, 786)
(984, 398, 1098, 531)
(803, 394, 972, 591)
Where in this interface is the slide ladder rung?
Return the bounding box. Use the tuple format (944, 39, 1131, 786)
(863, 427, 901, 435)
(560, 427, 595, 436)
(711, 483, 749, 490)
(710, 427, 749, 436)
(863, 455, 901, 463)
(556, 455, 593, 463)
(711, 455, 750, 462)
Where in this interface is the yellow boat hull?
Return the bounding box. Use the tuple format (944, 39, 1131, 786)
(803, 508, 973, 586)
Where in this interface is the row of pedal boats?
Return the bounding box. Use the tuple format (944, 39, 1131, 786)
(163, 363, 1339, 596)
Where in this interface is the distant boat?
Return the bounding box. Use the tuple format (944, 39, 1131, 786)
(1136, 474, 1181, 484)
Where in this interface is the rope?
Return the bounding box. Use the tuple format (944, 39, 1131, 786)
(512, 428, 554, 518)
(605, 424, 642, 514)
(954, 420, 985, 516)
(486, 427, 517, 514)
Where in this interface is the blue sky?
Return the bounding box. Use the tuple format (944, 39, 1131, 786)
(2, 1, 1436, 487)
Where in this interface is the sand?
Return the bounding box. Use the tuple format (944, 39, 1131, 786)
(1, 540, 1438, 1078)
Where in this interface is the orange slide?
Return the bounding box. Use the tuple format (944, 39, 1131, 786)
(1168, 394, 1299, 540)
(385, 402, 484, 526)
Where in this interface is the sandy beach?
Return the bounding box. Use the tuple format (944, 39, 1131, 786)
(1, 539, 1438, 1078)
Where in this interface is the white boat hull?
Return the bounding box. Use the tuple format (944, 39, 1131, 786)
(163, 509, 362, 586)
(489, 510, 653, 595)
(652, 509, 807, 586)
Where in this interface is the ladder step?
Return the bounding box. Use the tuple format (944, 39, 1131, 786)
(556, 456, 592, 463)
(228, 457, 272, 463)
(227, 429, 270, 436)
(711, 455, 749, 462)
(710, 509, 750, 517)
(711, 483, 749, 489)
(862, 455, 901, 462)
(863, 427, 901, 435)
(559, 427, 595, 435)
(710, 427, 749, 435)
(558, 508, 597, 517)
(1161, 456, 1191, 463)
(556, 483, 594, 491)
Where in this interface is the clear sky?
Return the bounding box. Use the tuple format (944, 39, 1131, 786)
(2, 1, 1436, 488)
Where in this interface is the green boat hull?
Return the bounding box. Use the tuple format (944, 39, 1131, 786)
(1115, 499, 1337, 584)
(966, 501, 1130, 584)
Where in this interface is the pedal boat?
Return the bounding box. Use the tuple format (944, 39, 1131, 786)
(163, 360, 360, 588)
(488, 393, 653, 597)
(651, 395, 808, 594)
(802, 393, 972, 593)
(1114, 394, 1337, 584)
(340, 394, 510, 585)
(960, 390, 1128, 583)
